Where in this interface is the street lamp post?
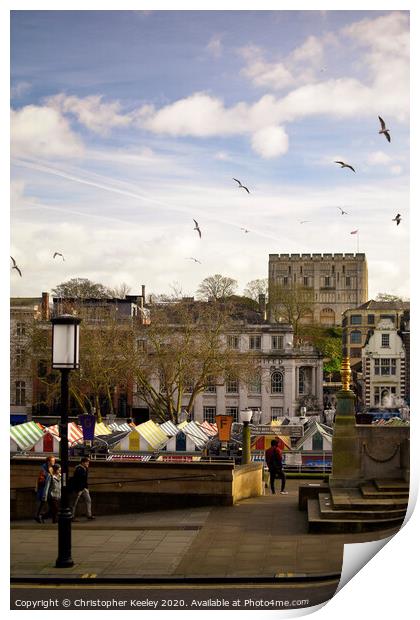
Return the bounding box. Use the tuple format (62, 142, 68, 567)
(51, 314, 81, 568)
(240, 409, 253, 465)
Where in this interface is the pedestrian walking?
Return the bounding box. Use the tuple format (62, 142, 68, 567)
(43, 464, 61, 523)
(71, 457, 95, 521)
(265, 439, 287, 495)
(34, 456, 55, 523)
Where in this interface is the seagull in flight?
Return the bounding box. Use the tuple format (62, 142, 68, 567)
(53, 252, 65, 261)
(335, 161, 356, 173)
(337, 207, 349, 215)
(392, 213, 402, 226)
(193, 219, 202, 238)
(299, 220, 311, 224)
(240, 227, 250, 233)
(378, 116, 391, 143)
(10, 256, 22, 277)
(186, 257, 201, 264)
(233, 178, 250, 193)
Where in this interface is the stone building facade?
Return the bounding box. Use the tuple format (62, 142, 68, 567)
(361, 318, 406, 408)
(134, 322, 324, 424)
(268, 253, 368, 326)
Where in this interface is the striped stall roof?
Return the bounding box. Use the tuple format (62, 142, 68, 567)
(108, 422, 132, 433)
(94, 422, 111, 436)
(293, 421, 333, 451)
(10, 421, 44, 451)
(48, 422, 84, 445)
(200, 421, 218, 436)
(136, 420, 168, 449)
(182, 421, 210, 449)
(177, 420, 188, 430)
(159, 420, 179, 437)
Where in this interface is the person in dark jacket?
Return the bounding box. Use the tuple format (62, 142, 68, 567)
(71, 457, 95, 520)
(43, 463, 61, 523)
(265, 439, 287, 495)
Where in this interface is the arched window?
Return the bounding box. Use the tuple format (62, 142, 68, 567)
(15, 381, 26, 406)
(271, 371, 283, 394)
(350, 330, 362, 344)
(320, 307, 335, 326)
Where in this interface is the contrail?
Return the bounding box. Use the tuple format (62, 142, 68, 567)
(12, 157, 283, 244)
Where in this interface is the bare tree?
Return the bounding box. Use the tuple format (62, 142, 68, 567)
(122, 300, 256, 424)
(269, 282, 315, 337)
(52, 278, 113, 299)
(244, 278, 268, 301)
(110, 282, 132, 299)
(196, 274, 238, 301)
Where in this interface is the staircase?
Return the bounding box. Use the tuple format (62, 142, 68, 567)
(307, 479, 409, 533)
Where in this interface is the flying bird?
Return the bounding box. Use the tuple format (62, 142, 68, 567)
(299, 220, 311, 224)
(337, 207, 349, 215)
(335, 161, 356, 173)
(10, 256, 22, 277)
(186, 257, 201, 264)
(193, 219, 202, 238)
(392, 213, 402, 226)
(233, 178, 250, 193)
(53, 252, 65, 261)
(240, 227, 250, 233)
(378, 116, 391, 143)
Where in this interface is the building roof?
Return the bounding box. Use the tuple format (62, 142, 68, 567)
(354, 300, 410, 311)
(10, 297, 42, 308)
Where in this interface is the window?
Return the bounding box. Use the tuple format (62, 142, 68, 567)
(374, 358, 396, 376)
(345, 277, 351, 287)
(226, 377, 239, 394)
(227, 335, 239, 350)
(350, 315, 362, 325)
(350, 330, 362, 344)
(367, 314, 375, 325)
(374, 386, 396, 406)
(16, 322, 26, 337)
(249, 335, 261, 350)
(15, 381, 26, 406)
(380, 314, 395, 323)
(303, 276, 309, 287)
(38, 360, 48, 378)
(271, 407, 283, 421)
(204, 377, 216, 393)
(271, 335, 284, 350)
(183, 380, 194, 394)
(203, 406, 216, 423)
(283, 277, 288, 285)
(350, 347, 361, 358)
(325, 276, 330, 286)
(271, 371, 283, 394)
(15, 347, 25, 368)
(298, 367, 309, 395)
(226, 406, 238, 422)
(381, 334, 390, 348)
(248, 373, 261, 394)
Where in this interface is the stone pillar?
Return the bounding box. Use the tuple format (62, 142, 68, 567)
(330, 357, 361, 487)
(283, 364, 295, 417)
(261, 366, 271, 423)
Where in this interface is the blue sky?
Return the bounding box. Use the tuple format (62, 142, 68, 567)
(10, 10, 409, 299)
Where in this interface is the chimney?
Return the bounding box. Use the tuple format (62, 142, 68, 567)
(41, 292, 50, 320)
(141, 284, 146, 302)
(258, 293, 266, 320)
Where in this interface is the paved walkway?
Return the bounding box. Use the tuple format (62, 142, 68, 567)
(11, 480, 398, 579)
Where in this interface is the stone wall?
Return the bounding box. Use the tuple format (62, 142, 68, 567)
(10, 458, 263, 520)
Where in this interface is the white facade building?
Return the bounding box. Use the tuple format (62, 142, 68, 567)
(362, 318, 406, 408)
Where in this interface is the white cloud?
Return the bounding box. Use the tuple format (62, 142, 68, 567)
(291, 35, 324, 66)
(46, 93, 131, 135)
(367, 151, 392, 165)
(251, 126, 289, 158)
(206, 35, 223, 58)
(11, 105, 84, 159)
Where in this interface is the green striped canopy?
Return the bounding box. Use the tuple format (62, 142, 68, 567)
(10, 421, 44, 451)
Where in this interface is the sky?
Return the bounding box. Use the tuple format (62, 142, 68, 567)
(9, 9, 410, 300)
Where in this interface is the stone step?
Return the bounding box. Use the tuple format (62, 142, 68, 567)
(361, 484, 409, 500)
(318, 493, 407, 521)
(330, 487, 408, 511)
(307, 499, 405, 534)
(374, 479, 410, 493)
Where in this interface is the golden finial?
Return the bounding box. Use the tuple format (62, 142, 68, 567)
(341, 356, 351, 391)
